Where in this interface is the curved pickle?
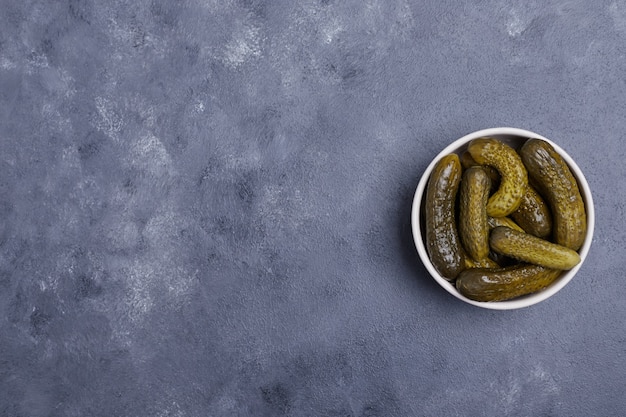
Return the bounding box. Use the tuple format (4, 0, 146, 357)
(456, 264, 562, 302)
(424, 154, 467, 280)
(511, 185, 553, 238)
(520, 139, 586, 250)
(468, 138, 528, 217)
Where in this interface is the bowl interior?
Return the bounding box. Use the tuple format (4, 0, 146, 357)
(411, 127, 595, 310)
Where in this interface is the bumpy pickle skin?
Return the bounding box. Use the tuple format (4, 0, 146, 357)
(459, 167, 491, 262)
(456, 264, 562, 302)
(467, 138, 528, 217)
(466, 256, 500, 269)
(511, 184, 553, 238)
(460, 151, 500, 191)
(520, 139, 587, 250)
(486, 215, 524, 266)
(487, 216, 525, 233)
(424, 154, 467, 280)
(490, 226, 581, 270)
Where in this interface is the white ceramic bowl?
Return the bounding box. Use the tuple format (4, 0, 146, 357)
(411, 127, 595, 310)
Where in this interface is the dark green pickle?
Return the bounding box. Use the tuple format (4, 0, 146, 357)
(456, 264, 562, 302)
(511, 185, 553, 238)
(459, 167, 491, 262)
(520, 139, 587, 250)
(424, 154, 467, 280)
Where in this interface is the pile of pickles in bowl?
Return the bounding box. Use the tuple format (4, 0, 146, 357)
(411, 127, 595, 310)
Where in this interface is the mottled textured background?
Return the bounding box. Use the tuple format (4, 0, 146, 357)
(1, 0, 625, 416)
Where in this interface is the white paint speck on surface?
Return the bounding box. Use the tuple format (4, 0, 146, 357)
(125, 261, 156, 323)
(322, 18, 343, 44)
(609, 1, 626, 32)
(498, 379, 522, 415)
(0, 56, 17, 70)
(506, 9, 527, 37)
(215, 393, 237, 412)
(59, 69, 77, 98)
(156, 401, 185, 417)
(128, 133, 174, 178)
(224, 20, 262, 69)
(223, 149, 262, 171)
(141, 205, 199, 297)
(42, 101, 73, 133)
(196, 0, 235, 11)
(26, 50, 49, 74)
(530, 364, 560, 394)
(94, 96, 124, 138)
(194, 101, 205, 113)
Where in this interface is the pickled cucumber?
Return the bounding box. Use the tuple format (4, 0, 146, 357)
(466, 256, 500, 269)
(487, 216, 525, 233)
(459, 167, 491, 262)
(460, 151, 500, 190)
(511, 185, 553, 238)
(520, 139, 586, 250)
(490, 226, 581, 270)
(456, 264, 562, 302)
(424, 154, 467, 280)
(467, 138, 528, 217)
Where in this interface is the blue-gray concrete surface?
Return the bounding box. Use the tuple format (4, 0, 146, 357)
(1, 1, 625, 416)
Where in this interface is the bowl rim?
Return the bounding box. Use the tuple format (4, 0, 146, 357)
(411, 127, 595, 310)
